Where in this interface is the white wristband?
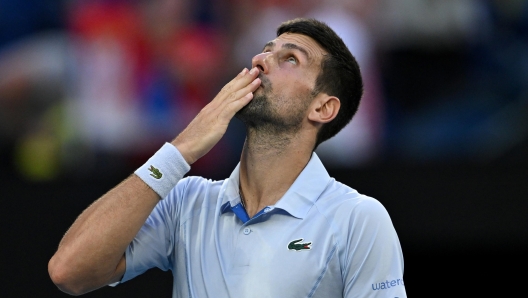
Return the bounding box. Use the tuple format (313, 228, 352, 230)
(134, 142, 190, 199)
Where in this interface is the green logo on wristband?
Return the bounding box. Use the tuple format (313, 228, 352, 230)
(148, 165, 163, 179)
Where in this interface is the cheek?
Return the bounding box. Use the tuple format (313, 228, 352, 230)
(287, 79, 314, 100)
(275, 75, 311, 93)
(270, 71, 316, 102)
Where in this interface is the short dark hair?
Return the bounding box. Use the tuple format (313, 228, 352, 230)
(277, 18, 364, 150)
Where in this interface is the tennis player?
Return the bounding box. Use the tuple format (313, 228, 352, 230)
(49, 18, 407, 297)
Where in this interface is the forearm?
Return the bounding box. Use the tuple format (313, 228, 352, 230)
(48, 174, 160, 295)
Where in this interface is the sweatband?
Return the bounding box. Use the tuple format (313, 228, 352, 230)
(134, 142, 190, 199)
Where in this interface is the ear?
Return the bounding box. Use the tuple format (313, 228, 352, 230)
(308, 94, 340, 124)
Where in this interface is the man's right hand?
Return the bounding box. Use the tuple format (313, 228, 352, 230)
(172, 67, 261, 164)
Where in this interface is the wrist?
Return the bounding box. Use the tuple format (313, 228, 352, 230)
(134, 143, 190, 199)
(170, 140, 196, 165)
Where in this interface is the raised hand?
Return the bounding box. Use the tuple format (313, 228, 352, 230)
(171, 67, 261, 164)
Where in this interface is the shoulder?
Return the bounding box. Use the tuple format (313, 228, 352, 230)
(315, 180, 403, 264)
(158, 176, 226, 215)
(316, 179, 389, 220)
(173, 176, 225, 193)
(313, 179, 396, 245)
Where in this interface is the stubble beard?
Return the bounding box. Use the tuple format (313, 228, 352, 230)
(235, 75, 305, 136)
(235, 74, 313, 151)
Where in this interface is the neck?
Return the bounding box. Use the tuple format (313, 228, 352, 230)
(238, 127, 313, 217)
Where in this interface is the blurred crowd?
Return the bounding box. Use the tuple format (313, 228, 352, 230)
(0, 0, 527, 181)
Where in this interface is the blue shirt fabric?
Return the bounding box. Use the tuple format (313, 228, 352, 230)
(119, 152, 407, 297)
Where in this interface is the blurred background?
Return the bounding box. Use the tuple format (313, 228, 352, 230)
(1, 0, 526, 296)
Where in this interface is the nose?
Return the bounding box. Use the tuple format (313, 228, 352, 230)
(251, 52, 271, 74)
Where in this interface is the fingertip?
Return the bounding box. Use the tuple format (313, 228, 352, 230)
(240, 68, 248, 75)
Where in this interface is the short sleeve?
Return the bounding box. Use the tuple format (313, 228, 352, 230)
(343, 198, 407, 297)
(118, 181, 185, 284)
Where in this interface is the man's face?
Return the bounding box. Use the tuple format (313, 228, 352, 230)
(235, 33, 326, 133)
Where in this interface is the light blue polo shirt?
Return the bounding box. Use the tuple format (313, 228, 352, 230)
(118, 152, 407, 297)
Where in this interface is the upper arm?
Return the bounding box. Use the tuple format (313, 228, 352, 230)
(107, 177, 194, 286)
(113, 181, 186, 284)
(342, 199, 407, 297)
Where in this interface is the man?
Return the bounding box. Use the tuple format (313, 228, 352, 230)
(48, 18, 407, 297)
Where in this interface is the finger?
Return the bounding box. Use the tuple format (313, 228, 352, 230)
(215, 92, 253, 122)
(228, 91, 254, 113)
(218, 67, 260, 98)
(216, 77, 261, 113)
(231, 67, 260, 89)
(206, 67, 260, 114)
(225, 77, 261, 104)
(222, 78, 261, 115)
(208, 72, 259, 112)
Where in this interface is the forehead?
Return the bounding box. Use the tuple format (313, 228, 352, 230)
(270, 33, 327, 64)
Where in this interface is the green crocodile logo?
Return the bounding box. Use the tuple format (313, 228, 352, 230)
(288, 238, 312, 251)
(148, 165, 163, 179)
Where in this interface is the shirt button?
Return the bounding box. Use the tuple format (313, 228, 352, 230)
(243, 227, 251, 235)
(264, 207, 272, 213)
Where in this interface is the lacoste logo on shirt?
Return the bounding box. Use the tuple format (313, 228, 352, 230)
(148, 165, 163, 179)
(288, 238, 312, 251)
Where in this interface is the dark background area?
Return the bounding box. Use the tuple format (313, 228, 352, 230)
(1, 0, 528, 297)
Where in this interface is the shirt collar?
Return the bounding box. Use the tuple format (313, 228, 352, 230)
(220, 152, 331, 219)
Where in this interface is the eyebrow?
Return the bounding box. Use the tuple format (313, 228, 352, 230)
(262, 41, 311, 62)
